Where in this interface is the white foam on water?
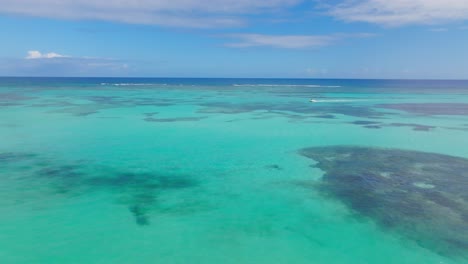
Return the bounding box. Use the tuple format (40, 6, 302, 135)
(233, 84, 342, 88)
(100, 83, 167, 86)
(311, 99, 371, 103)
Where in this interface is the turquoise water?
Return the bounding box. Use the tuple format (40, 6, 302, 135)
(0, 78, 467, 263)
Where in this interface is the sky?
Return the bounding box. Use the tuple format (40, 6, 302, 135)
(0, 0, 467, 79)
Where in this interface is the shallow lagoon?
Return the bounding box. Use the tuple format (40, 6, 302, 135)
(0, 78, 467, 264)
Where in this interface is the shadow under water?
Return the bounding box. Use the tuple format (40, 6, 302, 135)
(300, 146, 468, 258)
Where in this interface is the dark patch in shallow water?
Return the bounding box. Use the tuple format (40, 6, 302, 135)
(300, 146, 468, 257)
(348, 120, 436, 132)
(0, 93, 36, 105)
(144, 116, 207, 123)
(389, 123, 435, 131)
(198, 101, 386, 118)
(88, 172, 196, 190)
(36, 165, 87, 193)
(78, 171, 197, 225)
(377, 103, 468, 116)
(2, 152, 200, 226)
(363, 125, 381, 129)
(75, 111, 99, 117)
(129, 205, 150, 226)
(265, 164, 283, 170)
(314, 114, 336, 119)
(266, 110, 307, 121)
(350, 120, 381, 125)
(144, 112, 159, 117)
(348, 120, 383, 129)
(0, 153, 36, 163)
(86, 96, 176, 107)
(29, 95, 177, 117)
(0, 102, 23, 106)
(48, 106, 105, 117)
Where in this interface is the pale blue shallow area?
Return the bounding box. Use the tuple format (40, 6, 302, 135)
(0, 78, 467, 264)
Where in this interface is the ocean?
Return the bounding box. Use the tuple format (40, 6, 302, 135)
(0, 77, 467, 264)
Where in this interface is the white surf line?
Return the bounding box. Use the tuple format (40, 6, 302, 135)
(309, 99, 374, 103)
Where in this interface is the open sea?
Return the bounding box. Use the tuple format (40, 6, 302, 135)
(0, 77, 467, 264)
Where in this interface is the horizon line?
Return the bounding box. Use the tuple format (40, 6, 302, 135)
(1, 76, 468, 81)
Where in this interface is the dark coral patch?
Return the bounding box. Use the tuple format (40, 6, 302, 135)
(144, 112, 159, 117)
(349, 120, 383, 129)
(300, 146, 468, 257)
(35, 165, 91, 194)
(376, 103, 468, 116)
(198, 101, 386, 118)
(363, 125, 381, 129)
(314, 114, 336, 119)
(265, 164, 283, 170)
(144, 116, 207, 123)
(86, 96, 175, 107)
(350, 120, 381, 125)
(129, 204, 150, 226)
(1, 152, 199, 226)
(0, 93, 36, 105)
(348, 120, 435, 132)
(88, 172, 196, 190)
(389, 123, 435, 131)
(76, 171, 197, 225)
(0, 153, 36, 164)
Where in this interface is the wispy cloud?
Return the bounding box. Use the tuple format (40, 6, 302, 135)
(224, 33, 374, 49)
(26, 50, 67, 59)
(0, 0, 300, 28)
(1, 1, 467, 29)
(0, 51, 130, 76)
(329, 0, 468, 26)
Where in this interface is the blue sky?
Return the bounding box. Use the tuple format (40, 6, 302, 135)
(0, 0, 467, 79)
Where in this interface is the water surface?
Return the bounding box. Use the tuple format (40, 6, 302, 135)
(1, 78, 467, 264)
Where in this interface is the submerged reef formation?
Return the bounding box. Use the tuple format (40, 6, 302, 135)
(0, 93, 36, 107)
(376, 103, 468, 116)
(0, 153, 37, 163)
(144, 116, 207, 123)
(198, 101, 386, 118)
(0, 153, 198, 226)
(348, 120, 436, 131)
(300, 146, 468, 257)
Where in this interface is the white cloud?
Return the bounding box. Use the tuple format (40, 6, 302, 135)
(224, 33, 374, 49)
(26, 50, 66, 59)
(0, 0, 300, 28)
(0, 51, 132, 76)
(330, 0, 468, 26)
(1, 1, 467, 28)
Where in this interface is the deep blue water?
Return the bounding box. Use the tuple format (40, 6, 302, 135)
(1, 77, 468, 92)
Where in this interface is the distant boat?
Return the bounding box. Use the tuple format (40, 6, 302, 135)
(310, 99, 317, 103)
